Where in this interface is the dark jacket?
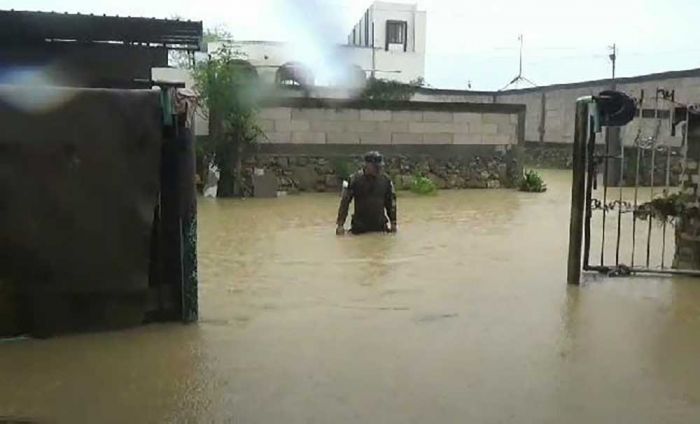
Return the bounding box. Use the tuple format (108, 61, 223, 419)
(336, 169, 397, 233)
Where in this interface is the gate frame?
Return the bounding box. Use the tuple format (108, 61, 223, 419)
(566, 93, 700, 285)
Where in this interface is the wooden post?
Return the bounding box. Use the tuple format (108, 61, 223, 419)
(567, 99, 591, 285)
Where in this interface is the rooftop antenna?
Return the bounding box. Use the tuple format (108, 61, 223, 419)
(499, 34, 537, 91)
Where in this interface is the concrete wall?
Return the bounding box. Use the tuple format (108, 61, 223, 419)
(255, 100, 522, 147)
(412, 91, 494, 104)
(510, 84, 682, 147)
(497, 91, 544, 143)
(414, 68, 700, 147)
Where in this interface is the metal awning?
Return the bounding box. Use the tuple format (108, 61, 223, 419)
(0, 10, 203, 51)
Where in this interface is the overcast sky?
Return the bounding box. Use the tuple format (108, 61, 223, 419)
(4, 0, 700, 90)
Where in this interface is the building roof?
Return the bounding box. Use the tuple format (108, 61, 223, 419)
(0, 10, 203, 51)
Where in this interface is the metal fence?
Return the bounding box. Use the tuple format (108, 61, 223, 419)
(567, 90, 700, 284)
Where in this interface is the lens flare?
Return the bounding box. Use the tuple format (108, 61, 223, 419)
(0, 65, 79, 113)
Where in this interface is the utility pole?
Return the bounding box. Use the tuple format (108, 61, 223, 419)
(609, 43, 617, 82)
(371, 23, 376, 79)
(518, 34, 523, 77)
(606, 43, 621, 186)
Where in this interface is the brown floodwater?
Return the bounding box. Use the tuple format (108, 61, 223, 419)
(2, 169, 700, 423)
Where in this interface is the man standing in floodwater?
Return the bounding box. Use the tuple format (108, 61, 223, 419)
(336, 151, 397, 235)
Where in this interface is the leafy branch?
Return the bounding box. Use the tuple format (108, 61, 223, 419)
(192, 42, 264, 197)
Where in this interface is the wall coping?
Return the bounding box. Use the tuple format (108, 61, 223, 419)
(262, 97, 526, 114)
(252, 143, 513, 159)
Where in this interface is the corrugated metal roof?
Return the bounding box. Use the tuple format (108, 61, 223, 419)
(0, 10, 203, 51)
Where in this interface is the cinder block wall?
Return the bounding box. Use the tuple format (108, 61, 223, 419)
(415, 69, 700, 148)
(256, 100, 522, 147)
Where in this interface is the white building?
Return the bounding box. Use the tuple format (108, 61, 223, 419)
(153, 1, 426, 135)
(345, 1, 426, 83)
(209, 1, 426, 87)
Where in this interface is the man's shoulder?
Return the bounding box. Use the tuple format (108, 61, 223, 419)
(380, 173, 395, 185)
(348, 170, 365, 183)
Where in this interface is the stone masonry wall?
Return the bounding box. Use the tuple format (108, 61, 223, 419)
(523, 142, 573, 169)
(241, 146, 521, 196)
(673, 216, 700, 270)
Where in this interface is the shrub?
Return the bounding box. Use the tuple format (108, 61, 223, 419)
(410, 174, 438, 195)
(519, 170, 547, 193)
(361, 77, 425, 101)
(332, 158, 355, 181)
(636, 192, 698, 223)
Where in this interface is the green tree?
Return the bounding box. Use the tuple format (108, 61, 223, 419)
(192, 44, 263, 197)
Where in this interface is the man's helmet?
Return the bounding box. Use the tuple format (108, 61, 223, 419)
(364, 151, 385, 165)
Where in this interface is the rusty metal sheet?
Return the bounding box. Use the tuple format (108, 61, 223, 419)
(0, 85, 162, 334)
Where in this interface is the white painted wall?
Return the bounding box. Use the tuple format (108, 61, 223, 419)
(347, 1, 426, 83)
(367, 2, 425, 54)
(372, 48, 425, 83)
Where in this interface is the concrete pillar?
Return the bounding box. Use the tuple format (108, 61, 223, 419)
(538, 91, 546, 142)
